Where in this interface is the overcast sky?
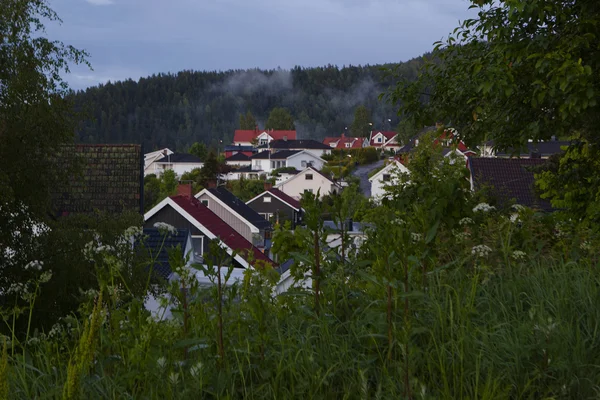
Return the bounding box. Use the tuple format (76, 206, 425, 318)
(46, 0, 475, 90)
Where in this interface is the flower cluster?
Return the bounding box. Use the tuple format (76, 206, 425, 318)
(190, 362, 203, 378)
(410, 233, 423, 242)
(580, 241, 592, 251)
(459, 217, 474, 226)
(471, 244, 492, 258)
(24, 260, 43, 271)
(454, 231, 470, 241)
(154, 222, 178, 236)
(511, 250, 526, 260)
(511, 204, 526, 212)
(509, 213, 521, 223)
(473, 203, 496, 213)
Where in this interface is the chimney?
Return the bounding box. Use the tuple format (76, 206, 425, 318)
(341, 132, 345, 139)
(207, 180, 217, 189)
(264, 181, 273, 191)
(177, 182, 193, 198)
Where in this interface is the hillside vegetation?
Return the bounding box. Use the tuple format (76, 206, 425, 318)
(72, 60, 425, 151)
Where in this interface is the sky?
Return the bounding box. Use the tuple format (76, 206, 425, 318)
(45, 0, 476, 90)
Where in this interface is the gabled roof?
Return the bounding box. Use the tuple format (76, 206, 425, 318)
(225, 152, 251, 162)
(368, 160, 409, 182)
(268, 139, 332, 150)
(275, 166, 336, 189)
(369, 131, 398, 147)
(251, 150, 301, 160)
(146, 196, 274, 267)
(233, 130, 297, 143)
(324, 135, 366, 149)
(156, 153, 204, 163)
(197, 187, 272, 231)
(140, 228, 190, 279)
(468, 157, 552, 211)
(247, 188, 303, 211)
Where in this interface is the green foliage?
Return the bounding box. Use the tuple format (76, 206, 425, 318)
(239, 111, 257, 130)
(159, 169, 178, 199)
(390, 0, 600, 150)
(188, 142, 207, 161)
(265, 107, 295, 130)
(226, 179, 266, 202)
(270, 166, 297, 176)
(350, 105, 372, 137)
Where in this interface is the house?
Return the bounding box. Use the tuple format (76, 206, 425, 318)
(144, 187, 274, 269)
(368, 131, 402, 152)
(398, 127, 477, 158)
(220, 166, 264, 181)
(233, 129, 297, 147)
(263, 139, 332, 158)
(151, 153, 204, 177)
(52, 144, 143, 215)
(323, 220, 369, 255)
(468, 157, 553, 211)
(250, 150, 325, 174)
(275, 167, 341, 200)
(479, 139, 570, 158)
(323, 133, 367, 149)
(195, 187, 273, 255)
(144, 148, 173, 176)
(246, 185, 304, 228)
(225, 152, 251, 167)
(224, 144, 256, 158)
(368, 160, 410, 202)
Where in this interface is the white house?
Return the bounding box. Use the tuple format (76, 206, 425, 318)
(368, 160, 410, 202)
(233, 129, 297, 147)
(224, 152, 251, 167)
(250, 150, 325, 175)
(275, 167, 341, 200)
(144, 148, 174, 176)
(151, 153, 204, 177)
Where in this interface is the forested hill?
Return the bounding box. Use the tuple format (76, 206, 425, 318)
(72, 56, 425, 152)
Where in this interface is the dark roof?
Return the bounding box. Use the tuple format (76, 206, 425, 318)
(268, 139, 331, 150)
(170, 195, 274, 267)
(52, 144, 142, 215)
(267, 188, 302, 210)
(225, 152, 251, 161)
(140, 228, 189, 279)
(469, 157, 553, 211)
(250, 151, 272, 160)
(224, 145, 255, 152)
(250, 150, 301, 160)
(156, 153, 203, 163)
(229, 166, 259, 173)
(494, 141, 571, 157)
(207, 187, 272, 230)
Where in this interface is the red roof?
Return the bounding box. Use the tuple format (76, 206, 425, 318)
(267, 188, 302, 210)
(233, 129, 297, 144)
(369, 131, 398, 147)
(323, 134, 365, 149)
(169, 195, 275, 268)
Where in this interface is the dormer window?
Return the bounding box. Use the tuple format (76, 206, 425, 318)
(345, 143, 351, 148)
(376, 137, 382, 143)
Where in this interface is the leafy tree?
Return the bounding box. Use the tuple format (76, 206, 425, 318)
(390, 0, 600, 150)
(239, 111, 257, 130)
(159, 169, 178, 199)
(199, 150, 220, 186)
(226, 179, 266, 202)
(350, 105, 372, 137)
(188, 142, 207, 161)
(395, 119, 417, 146)
(143, 174, 161, 212)
(265, 107, 295, 130)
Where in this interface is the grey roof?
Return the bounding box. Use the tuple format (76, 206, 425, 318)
(250, 150, 301, 160)
(156, 153, 204, 163)
(268, 139, 331, 150)
(226, 152, 251, 161)
(139, 228, 190, 279)
(207, 187, 272, 230)
(493, 141, 571, 157)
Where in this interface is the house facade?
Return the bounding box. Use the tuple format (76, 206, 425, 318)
(225, 152, 252, 167)
(246, 187, 304, 228)
(323, 134, 367, 149)
(144, 148, 174, 176)
(369, 160, 410, 202)
(151, 153, 204, 177)
(232, 129, 297, 147)
(250, 150, 325, 174)
(368, 131, 402, 152)
(195, 187, 272, 254)
(275, 167, 340, 200)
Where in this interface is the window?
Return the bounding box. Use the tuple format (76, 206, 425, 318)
(201, 199, 209, 207)
(345, 143, 351, 148)
(259, 138, 268, 145)
(264, 229, 272, 239)
(191, 235, 204, 262)
(382, 174, 391, 182)
(305, 174, 313, 180)
(263, 196, 272, 203)
(271, 161, 276, 169)
(376, 137, 382, 143)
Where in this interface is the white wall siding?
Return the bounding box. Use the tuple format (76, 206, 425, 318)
(196, 193, 254, 242)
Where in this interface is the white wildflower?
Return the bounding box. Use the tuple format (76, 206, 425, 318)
(455, 231, 470, 241)
(168, 372, 179, 385)
(190, 362, 203, 378)
(580, 241, 592, 251)
(471, 244, 492, 258)
(157, 356, 167, 370)
(473, 203, 496, 213)
(123, 226, 142, 238)
(48, 323, 63, 339)
(509, 213, 520, 223)
(511, 250, 526, 260)
(154, 222, 177, 236)
(410, 233, 423, 242)
(394, 218, 406, 226)
(24, 260, 43, 271)
(459, 217, 473, 226)
(511, 204, 526, 212)
(39, 270, 52, 284)
(27, 337, 40, 346)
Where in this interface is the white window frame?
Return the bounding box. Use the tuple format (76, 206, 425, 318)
(263, 196, 272, 203)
